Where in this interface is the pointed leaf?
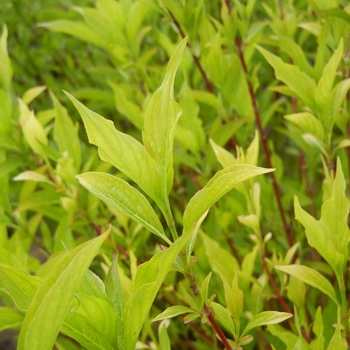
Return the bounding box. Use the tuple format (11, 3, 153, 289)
(0, 307, 24, 331)
(108, 82, 144, 130)
(51, 91, 81, 170)
(201, 231, 239, 284)
(327, 309, 347, 350)
(38, 20, 106, 48)
(61, 312, 116, 350)
(143, 37, 187, 194)
(256, 45, 316, 110)
(73, 293, 117, 346)
(320, 158, 350, 257)
(284, 113, 324, 140)
(0, 25, 12, 91)
(123, 229, 192, 349)
(76, 172, 169, 243)
(242, 311, 292, 336)
(0, 264, 43, 310)
(17, 228, 110, 350)
(19, 99, 48, 158)
(22, 86, 47, 105)
(210, 302, 235, 336)
(294, 196, 344, 274)
(183, 164, 274, 230)
(64, 91, 163, 208)
(275, 265, 339, 306)
(152, 305, 194, 322)
(105, 253, 125, 349)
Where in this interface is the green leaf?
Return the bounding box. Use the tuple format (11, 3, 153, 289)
(231, 274, 243, 322)
(183, 164, 274, 230)
(198, 272, 212, 309)
(108, 81, 144, 130)
(210, 138, 236, 168)
(310, 307, 324, 350)
(267, 324, 298, 348)
(320, 158, 350, 257)
(22, 86, 47, 105)
(274, 265, 339, 306)
(13, 171, 53, 186)
(0, 307, 24, 331)
(73, 293, 117, 346)
(152, 305, 194, 322)
(256, 45, 316, 111)
(159, 320, 171, 350)
(327, 78, 350, 134)
(210, 302, 235, 336)
(0, 247, 23, 269)
(143, 37, 187, 194)
(278, 37, 314, 78)
(0, 264, 43, 310)
(201, 231, 239, 284)
(14, 189, 61, 214)
(294, 196, 344, 275)
(79, 270, 109, 302)
(293, 336, 313, 350)
(242, 311, 292, 336)
(61, 312, 116, 350)
(51, 91, 81, 170)
(0, 25, 12, 91)
(64, 91, 163, 212)
(176, 82, 205, 155)
(327, 309, 347, 350)
(17, 228, 110, 350)
(105, 253, 125, 349)
(315, 39, 343, 105)
(38, 20, 106, 48)
(284, 113, 324, 141)
(19, 99, 49, 159)
(302, 134, 327, 155)
(76, 172, 169, 243)
(122, 229, 192, 349)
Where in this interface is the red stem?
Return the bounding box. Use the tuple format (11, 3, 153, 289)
(235, 37, 293, 247)
(261, 252, 292, 314)
(204, 303, 234, 350)
(277, 0, 284, 19)
(167, 9, 214, 93)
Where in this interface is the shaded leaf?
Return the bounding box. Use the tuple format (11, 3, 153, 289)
(242, 311, 292, 336)
(256, 45, 316, 110)
(275, 265, 339, 306)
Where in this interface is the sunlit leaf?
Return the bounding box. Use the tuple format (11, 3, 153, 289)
(51, 91, 81, 170)
(183, 164, 274, 231)
(284, 113, 324, 141)
(22, 86, 47, 105)
(143, 37, 187, 194)
(0, 307, 23, 331)
(152, 305, 194, 322)
(17, 228, 110, 350)
(0, 264, 43, 310)
(123, 229, 192, 349)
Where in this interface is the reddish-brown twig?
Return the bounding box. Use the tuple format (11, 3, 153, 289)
(235, 37, 293, 247)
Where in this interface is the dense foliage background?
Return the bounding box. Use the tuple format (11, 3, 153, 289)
(1, 0, 350, 349)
